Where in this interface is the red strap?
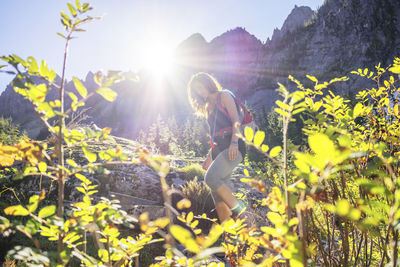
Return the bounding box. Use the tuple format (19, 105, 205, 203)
(214, 126, 233, 137)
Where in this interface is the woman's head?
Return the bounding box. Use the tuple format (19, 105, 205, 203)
(187, 72, 223, 117)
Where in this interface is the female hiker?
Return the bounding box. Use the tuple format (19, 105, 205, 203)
(187, 72, 248, 223)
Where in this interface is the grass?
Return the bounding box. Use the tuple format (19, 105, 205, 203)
(172, 163, 205, 181)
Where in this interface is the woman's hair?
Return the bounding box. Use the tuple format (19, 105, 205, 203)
(187, 72, 223, 118)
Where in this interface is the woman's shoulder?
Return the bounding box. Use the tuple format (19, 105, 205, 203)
(218, 89, 235, 106)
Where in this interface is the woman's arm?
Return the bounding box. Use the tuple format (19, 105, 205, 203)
(220, 92, 241, 141)
(202, 148, 213, 170)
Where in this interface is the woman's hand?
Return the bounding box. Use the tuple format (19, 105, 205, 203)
(228, 142, 239, 161)
(202, 153, 212, 170)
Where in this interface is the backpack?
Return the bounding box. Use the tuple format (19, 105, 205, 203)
(210, 89, 258, 148)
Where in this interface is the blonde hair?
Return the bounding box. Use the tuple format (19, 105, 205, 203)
(187, 72, 223, 118)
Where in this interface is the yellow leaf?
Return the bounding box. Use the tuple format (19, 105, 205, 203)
(170, 225, 200, 253)
(269, 146, 282, 157)
(261, 144, 269, 152)
(244, 126, 254, 142)
(306, 75, 318, 83)
(97, 87, 117, 102)
(253, 130, 265, 147)
(72, 76, 87, 98)
(389, 65, 400, 74)
(177, 198, 191, 210)
(4, 205, 29, 216)
(394, 104, 399, 116)
(186, 212, 194, 223)
(38, 161, 47, 172)
(154, 217, 170, 228)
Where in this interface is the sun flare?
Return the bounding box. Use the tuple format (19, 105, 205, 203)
(140, 42, 176, 78)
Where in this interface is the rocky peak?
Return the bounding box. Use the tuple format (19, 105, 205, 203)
(281, 5, 314, 34)
(209, 26, 263, 48)
(270, 5, 314, 42)
(177, 33, 207, 48)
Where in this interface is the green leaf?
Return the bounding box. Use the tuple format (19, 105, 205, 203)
(28, 195, 40, 213)
(27, 57, 39, 73)
(57, 32, 66, 39)
(38, 206, 56, 218)
(72, 76, 87, 98)
(75, 173, 91, 185)
(276, 100, 290, 111)
(68, 92, 78, 103)
(75, 0, 82, 12)
(96, 87, 117, 102)
(60, 11, 70, 21)
(253, 130, 265, 147)
(244, 126, 254, 142)
(274, 107, 289, 117)
(67, 2, 77, 17)
(270, 146, 282, 157)
(82, 146, 97, 163)
(39, 60, 49, 78)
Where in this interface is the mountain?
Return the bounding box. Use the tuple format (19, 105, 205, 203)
(262, 0, 400, 93)
(1, 0, 400, 140)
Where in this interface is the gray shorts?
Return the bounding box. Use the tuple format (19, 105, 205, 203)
(204, 147, 243, 203)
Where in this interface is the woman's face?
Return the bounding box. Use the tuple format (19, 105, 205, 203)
(193, 83, 209, 101)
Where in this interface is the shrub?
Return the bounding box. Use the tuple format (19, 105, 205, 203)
(0, 117, 25, 145)
(173, 162, 205, 181)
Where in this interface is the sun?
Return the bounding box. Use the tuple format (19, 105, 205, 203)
(140, 42, 176, 78)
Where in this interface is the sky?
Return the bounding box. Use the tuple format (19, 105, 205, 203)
(0, 0, 324, 93)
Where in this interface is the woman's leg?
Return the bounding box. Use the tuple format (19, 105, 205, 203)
(204, 148, 243, 214)
(215, 201, 232, 223)
(209, 178, 234, 223)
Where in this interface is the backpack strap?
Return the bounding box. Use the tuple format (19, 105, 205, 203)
(210, 89, 254, 148)
(216, 89, 239, 123)
(210, 91, 232, 148)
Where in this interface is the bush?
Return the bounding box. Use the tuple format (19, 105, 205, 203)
(173, 162, 205, 181)
(0, 116, 25, 145)
(180, 177, 217, 233)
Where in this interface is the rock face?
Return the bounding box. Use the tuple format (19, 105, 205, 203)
(1, 0, 400, 140)
(262, 0, 400, 94)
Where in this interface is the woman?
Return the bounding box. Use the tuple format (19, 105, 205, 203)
(187, 72, 247, 223)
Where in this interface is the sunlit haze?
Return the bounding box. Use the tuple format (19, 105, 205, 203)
(0, 0, 324, 93)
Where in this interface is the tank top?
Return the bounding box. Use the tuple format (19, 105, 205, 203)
(207, 90, 246, 161)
